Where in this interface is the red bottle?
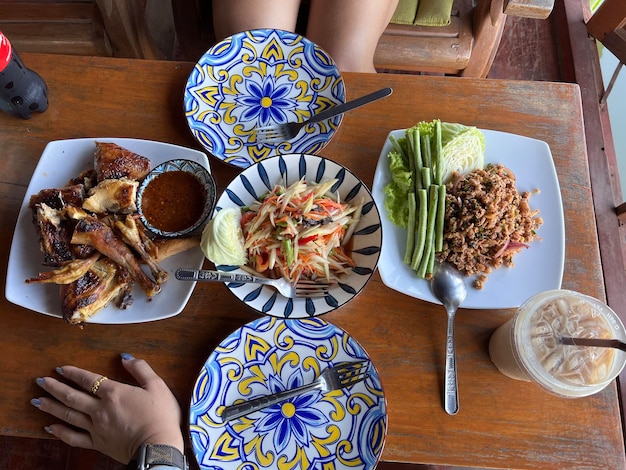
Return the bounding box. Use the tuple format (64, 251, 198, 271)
(0, 31, 48, 119)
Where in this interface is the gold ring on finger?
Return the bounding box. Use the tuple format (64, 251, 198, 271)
(91, 376, 108, 396)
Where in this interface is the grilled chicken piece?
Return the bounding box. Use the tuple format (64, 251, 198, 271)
(94, 142, 151, 181)
(29, 184, 85, 211)
(60, 258, 133, 325)
(62, 205, 98, 259)
(64, 205, 90, 220)
(31, 203, 97, 266)
(32, 204, 76, 267)
(83, 178, 138, 214)
(67, 169, 97, 191)
(26, 253, 101, 285)
(114, 216, 168, 284)
(71, 216, 161, 297)
(29, 187, 94, 266)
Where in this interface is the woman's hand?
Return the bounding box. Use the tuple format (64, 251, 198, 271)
(31, 353, 184, 464)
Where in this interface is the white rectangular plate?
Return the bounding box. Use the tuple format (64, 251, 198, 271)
(6, 138, 209, 324)
(372, 128, 565, 309)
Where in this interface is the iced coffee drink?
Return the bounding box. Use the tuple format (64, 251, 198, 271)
(489, 290, 626, 397)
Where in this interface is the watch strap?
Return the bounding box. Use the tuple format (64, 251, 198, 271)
(128, 444, 186, 470)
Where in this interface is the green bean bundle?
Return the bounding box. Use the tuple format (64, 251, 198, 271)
(384, 120, 486, 279)
(392, 120, 445, 278)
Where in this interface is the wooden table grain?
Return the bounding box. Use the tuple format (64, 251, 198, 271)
(1, 54, 623, 469)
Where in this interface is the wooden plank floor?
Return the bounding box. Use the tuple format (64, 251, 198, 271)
(0, 11, 571, 470)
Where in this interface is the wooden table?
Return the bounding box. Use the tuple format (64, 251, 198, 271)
(1, 54, 623, 469)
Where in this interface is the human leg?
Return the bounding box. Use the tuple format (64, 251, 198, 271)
(212, 0, 302, 40)
(306, 0, 399, 73)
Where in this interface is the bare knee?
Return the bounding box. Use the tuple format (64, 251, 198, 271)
(305, 0, 398, 73)
(212, 0, 301, 40)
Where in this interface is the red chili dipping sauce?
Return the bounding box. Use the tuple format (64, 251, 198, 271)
(141, 171, 206, 233)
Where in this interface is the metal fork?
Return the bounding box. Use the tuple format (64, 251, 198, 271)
(175, 268, 330, 298)
(220, 360, 370, 422)
(255, 87, 392, 144)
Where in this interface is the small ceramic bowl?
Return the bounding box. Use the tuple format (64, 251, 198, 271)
(137, 159, 216, 238)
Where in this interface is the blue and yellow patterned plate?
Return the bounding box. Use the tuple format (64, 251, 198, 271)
(184, 29, 345, 168)
(189, 316, 387, 469)
(214, 153, 382, 318)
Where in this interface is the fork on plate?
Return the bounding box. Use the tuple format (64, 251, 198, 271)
(220, 360, 371, 422)
(254, 87, 392, 144)
(175, 268, 330, 298)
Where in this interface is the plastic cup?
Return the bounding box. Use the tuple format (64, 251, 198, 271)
(489, 289, 626, 398)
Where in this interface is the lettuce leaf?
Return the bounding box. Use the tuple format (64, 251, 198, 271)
(384, 121, 485, 228)
(201, 207, 247, 265)
(440, 123, 485, 183)
(384, 150, 412, 228)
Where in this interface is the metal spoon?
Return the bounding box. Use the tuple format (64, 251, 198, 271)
(430, 263, 467, 415)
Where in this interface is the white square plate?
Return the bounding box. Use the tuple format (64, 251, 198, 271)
(372, 128, 565, 309)
(6, 138, 209, 324)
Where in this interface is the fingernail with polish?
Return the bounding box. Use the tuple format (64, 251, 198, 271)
(121, 352, 134, 361)
(31, 398, 42, 408)
(55, 367, 64, 375)
(36, 377, 45, 388)
(44, 426, 54, 435)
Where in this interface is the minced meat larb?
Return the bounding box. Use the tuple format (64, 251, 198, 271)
(437, 163, 542, 288)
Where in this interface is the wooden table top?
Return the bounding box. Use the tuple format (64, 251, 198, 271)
(1, 53, 623, 469)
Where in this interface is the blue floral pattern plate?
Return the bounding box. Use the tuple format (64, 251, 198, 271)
(184, 29, 345, 168)
(214, 153, 382, 318)
(189, 316, 387, 469)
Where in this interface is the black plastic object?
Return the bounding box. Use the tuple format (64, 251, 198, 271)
(0, 31, 48, 119)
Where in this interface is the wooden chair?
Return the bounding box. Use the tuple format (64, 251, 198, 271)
(375, 0, 555, 77)
(586, 0, 626, 65)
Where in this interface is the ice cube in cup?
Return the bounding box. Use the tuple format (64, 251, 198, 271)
(489, 289, 626, 398)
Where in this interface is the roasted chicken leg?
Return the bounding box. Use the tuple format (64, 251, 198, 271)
(71, 216, 161, 298)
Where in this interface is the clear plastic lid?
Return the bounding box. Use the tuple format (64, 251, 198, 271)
(513, 289, 626, 397)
